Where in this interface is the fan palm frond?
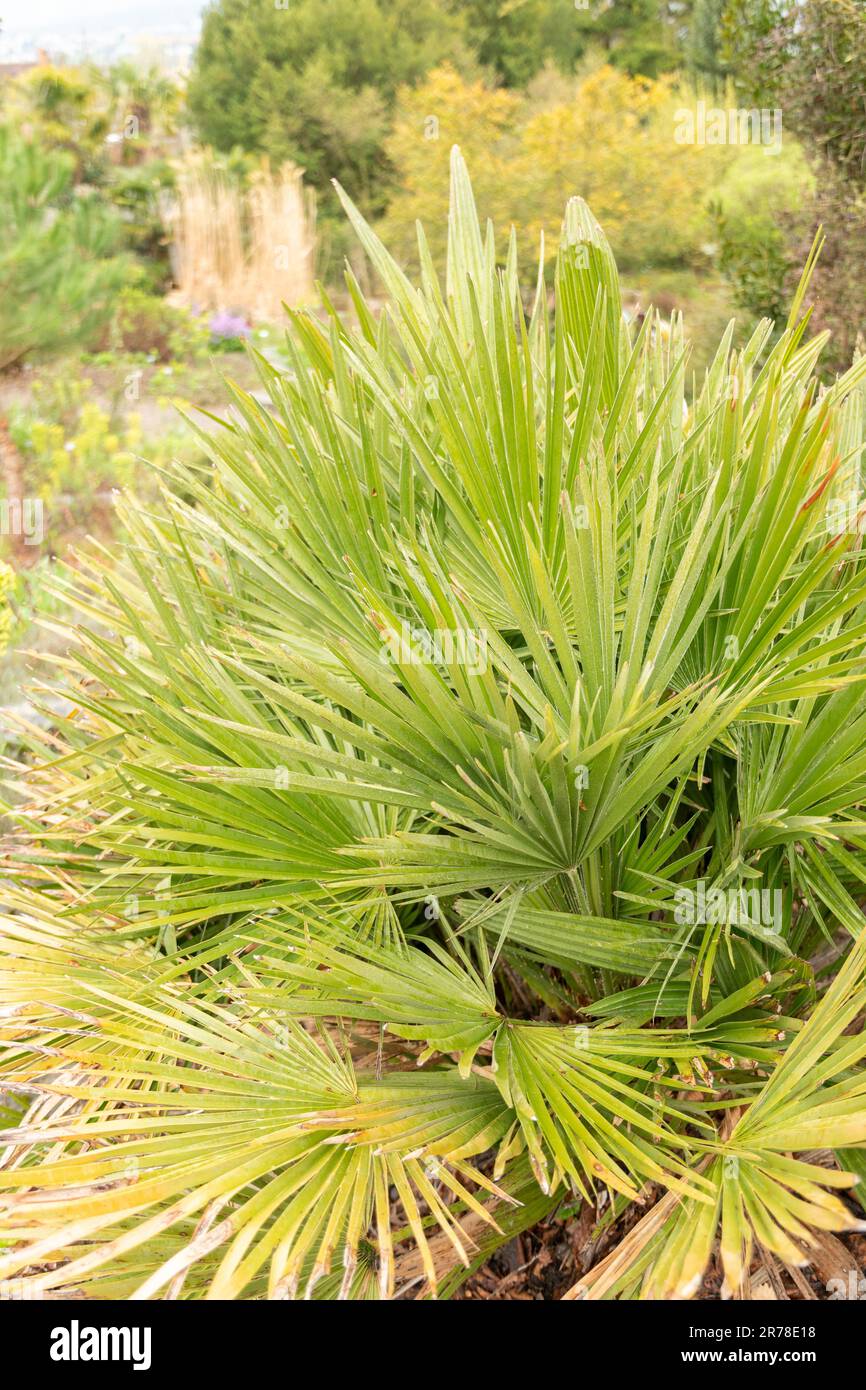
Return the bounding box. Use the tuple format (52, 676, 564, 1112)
(4, 147, 866, 1299)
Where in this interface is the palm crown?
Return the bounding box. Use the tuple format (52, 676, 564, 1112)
(3, 148, 866, 1302)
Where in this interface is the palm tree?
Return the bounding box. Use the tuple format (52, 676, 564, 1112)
(95, 60, 182, 163)
(2, 151, 866, 1300)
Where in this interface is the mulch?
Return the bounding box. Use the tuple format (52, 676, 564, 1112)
(457, 1203, 866, 1301)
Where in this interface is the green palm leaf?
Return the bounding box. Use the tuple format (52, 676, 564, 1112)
(4, 147, 866, 1300)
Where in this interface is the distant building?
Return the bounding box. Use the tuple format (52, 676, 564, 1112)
(0, 49, 53, 82)
(0, 61, 40, 81)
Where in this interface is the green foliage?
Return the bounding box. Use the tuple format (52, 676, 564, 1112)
(107, 159, 176, 290)
(9, 375, 141, 502)
(7, 372, 212, 526)
(720, 0, 790, 103)
(0, 126, 128, 371)
(586, 0, 683, 77)
(723, 0, 866, 183)
(784, 178, 866, 377)
(721, 0, 866, 373)
(0, 58, 184, 297)
(458, 0, 685, 85)
(94, 58, 182, 155)
(2, 63, 111, 182)
(4, 152, 866, 1302)
(3, 59, 184, 183)
(382, 65, 807, 276)
(709, 143, 814, 326)
(454, 0, 589, 87)
(187, 0, 467, 212)
(0, 562, 14, 656)
(711, 203, 789, 326)
(97, 286, 210, 363)
(686, 0, 729, 83)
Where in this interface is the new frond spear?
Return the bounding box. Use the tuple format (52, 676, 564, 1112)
(3, 146, 866, 1300)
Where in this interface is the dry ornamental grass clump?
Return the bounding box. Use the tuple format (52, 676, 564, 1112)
(165, 153, 316, 321)
(2, 150, 866, 1301)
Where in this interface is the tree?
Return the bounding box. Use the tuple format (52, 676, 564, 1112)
(721, 0, 866, 371)
(187, 0, 467, 212)
(454, 0, 585, 86)
(457, 0, 683, 85)
(4, 64, 110, 183)
(723, 0, 866, 180)
(0, 129, 127, 373)
(95, 59, 183, 160)
(382, 65, 722, 272)
(686, 0, 729, 82)
(586, 0, 683, 75)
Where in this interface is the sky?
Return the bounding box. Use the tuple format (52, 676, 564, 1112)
(1, 0, 207, 58)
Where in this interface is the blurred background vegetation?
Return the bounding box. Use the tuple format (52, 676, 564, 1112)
(0, 0, 864, 707)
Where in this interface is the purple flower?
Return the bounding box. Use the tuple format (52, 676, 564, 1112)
(209, 311, 251, 343)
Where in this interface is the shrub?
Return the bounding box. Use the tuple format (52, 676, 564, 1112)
(0, 126, 128, 372)
(98, 286, 210, 363)
(723, 0, 866, 184)
(8, 375, 212, 526)
(107, 158, 176, 291)
(187, 0, 467, 215)
(721, 0, 866, 374)
(4, 64, 110, 183)
(516, 66, 714, 269)
(9, 375, 141, 506)
(23, 405, 133, 499)
(708, 142, 814, 325)
(781, 177, 866, 376)
(4, 152, 866, 1301)
(382, 66, 812, 276)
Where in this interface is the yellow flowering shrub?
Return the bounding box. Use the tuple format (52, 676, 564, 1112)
(380, 65, 522, 265)
(15, 378, 140, 501)
(517, 67, 717, 269)
(383, 65, 808, 276)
